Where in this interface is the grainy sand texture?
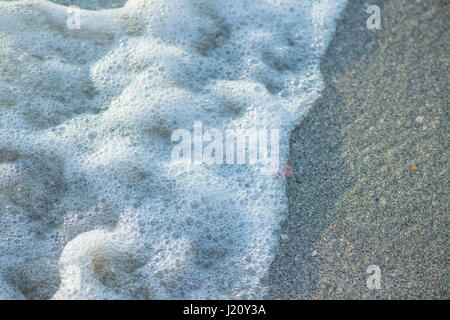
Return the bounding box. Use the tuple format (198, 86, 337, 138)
(268, 0, 449, 299)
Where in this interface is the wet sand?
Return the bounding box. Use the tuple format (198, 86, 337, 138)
(268, 0, 448, 299)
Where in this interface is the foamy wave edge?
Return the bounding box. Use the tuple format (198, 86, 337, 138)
(0, 0, 346, 299)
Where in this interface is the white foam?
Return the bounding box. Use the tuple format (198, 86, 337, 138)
(0, 0, 346, 299)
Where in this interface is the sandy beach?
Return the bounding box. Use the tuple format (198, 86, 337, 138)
(0, 0, 447, 300)
(268, 0, 448, 299)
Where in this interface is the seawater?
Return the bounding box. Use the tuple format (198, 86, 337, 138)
(0, 0, 346, 299)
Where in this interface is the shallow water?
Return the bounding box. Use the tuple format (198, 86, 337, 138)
(0, 0, 346, 299)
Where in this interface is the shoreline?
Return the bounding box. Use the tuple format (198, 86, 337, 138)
(268, 0, 448, 299)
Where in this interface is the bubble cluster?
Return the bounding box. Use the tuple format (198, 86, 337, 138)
(0, 0, 346, 299)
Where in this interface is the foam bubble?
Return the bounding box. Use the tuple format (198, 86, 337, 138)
(0, 0, 346, 299)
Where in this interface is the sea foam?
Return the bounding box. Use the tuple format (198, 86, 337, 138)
(0, 0, 346, 299)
